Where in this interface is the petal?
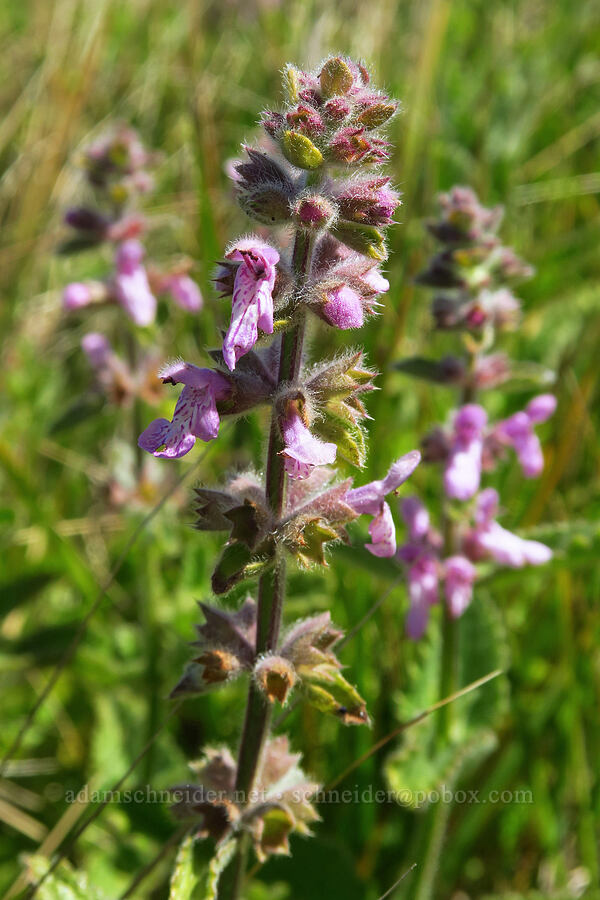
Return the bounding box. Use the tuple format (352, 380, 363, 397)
(81, 332, 112, 369)
(115, 239, 145, 273)
(526, 394, 556, 424)
(444, 438, 482, 501)
(400, 495, 430, 541)
(476, 522, 551, 568)
(366, 502, 396, 557)
(114, 267, 157, 326)
(444, 555, 475, 618)
(222, 265, 262, 370)
(166, 275, 203, 312)
(322, 285, 364, 329)
(63, 282, 94, 310)
(280, 412, 336, 480)
(346, 451, 421, 515)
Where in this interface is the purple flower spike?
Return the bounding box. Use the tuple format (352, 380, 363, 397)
(63, 282, 94, 310)
(279, 407, 336, 480)
(366, 502, 396, 557)
(444, 404, 488, 501)
(222, 243, 279, 371)
(444, 555, 475, 618)
(495, 394, 555, 478)
(405, 556, 439, 640)
(114, 239, 157, 326)
(346, 451, 421, 516)
(469, 488, 552, 568)
(322, 285, 364, 329)
(163, 274, 203, 312)
(138, 362, 231, 459)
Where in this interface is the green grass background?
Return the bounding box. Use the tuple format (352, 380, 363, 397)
(1, 0, 599, 897)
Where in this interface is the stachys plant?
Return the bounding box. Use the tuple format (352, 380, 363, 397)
(137, 57, 420, 897)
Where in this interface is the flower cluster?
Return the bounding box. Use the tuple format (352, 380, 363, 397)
(62, 125, 202, 328)
(397, 187, 555, 639)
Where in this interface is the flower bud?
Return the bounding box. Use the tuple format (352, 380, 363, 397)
(328, 127, 389, 165)
(254, 655, 297, 704)
(281, 130, 323, 170)
(239, 186, 294, 225)
(319, 57, 354, 98)
(286, 104, 324, 138)
(356, 101, 398, 129)
(335, 177, 400, 227)
(320, 284, 364, 329)
(324, 96, 351, 120)
(193, 649, 243, 684)
(332, 221, 387, 260)
(293, 194, 337, 230)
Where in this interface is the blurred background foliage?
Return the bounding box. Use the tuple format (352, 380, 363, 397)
(1, 0, 599, 897)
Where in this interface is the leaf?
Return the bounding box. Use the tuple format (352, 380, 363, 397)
(203, 839, 237, 899)
(169, 833, 199, 900)
(394, 357, 453, 383)
(25, 856, 108, 900)
(384, 595, 507, 807)
(211, 539, 274, 594)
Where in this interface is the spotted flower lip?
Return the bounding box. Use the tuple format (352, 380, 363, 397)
(138, 362, 231, 459)
(113, 239, 157, 326)
(222, 243, 279, 371)
(279, 408, 336, 480)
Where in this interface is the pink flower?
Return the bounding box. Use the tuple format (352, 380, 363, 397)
(495, 394, 556, 478)
(222, 243, 279, 371)
(113, 240, 157, 326)
(467, 488, 552, 567)
(138, 361, 231, 459)
(346, 452, 421, 516)
(361, 267, 389, 294)
(162, 274, 203, 312)
(405, 556, 439, 640)
(366, 502, 395, 557)
(279, 407, 336, 480)
(321, 285, 364, 329)
(63, 282, 94, 311)
(346, 451, 421, 557)
(444, 556, 475, 618)
(444, 404, 488, 501)
(81, 332, 112, 369)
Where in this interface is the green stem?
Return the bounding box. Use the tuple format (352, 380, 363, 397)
(218, 230, 311, 899)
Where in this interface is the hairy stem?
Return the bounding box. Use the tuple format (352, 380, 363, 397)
(218, 230, 311, 899)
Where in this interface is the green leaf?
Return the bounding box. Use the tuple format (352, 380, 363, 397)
(169, 833, 199, 900)
(204, 839, 237, 899)
(26, 856, 108, 900)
